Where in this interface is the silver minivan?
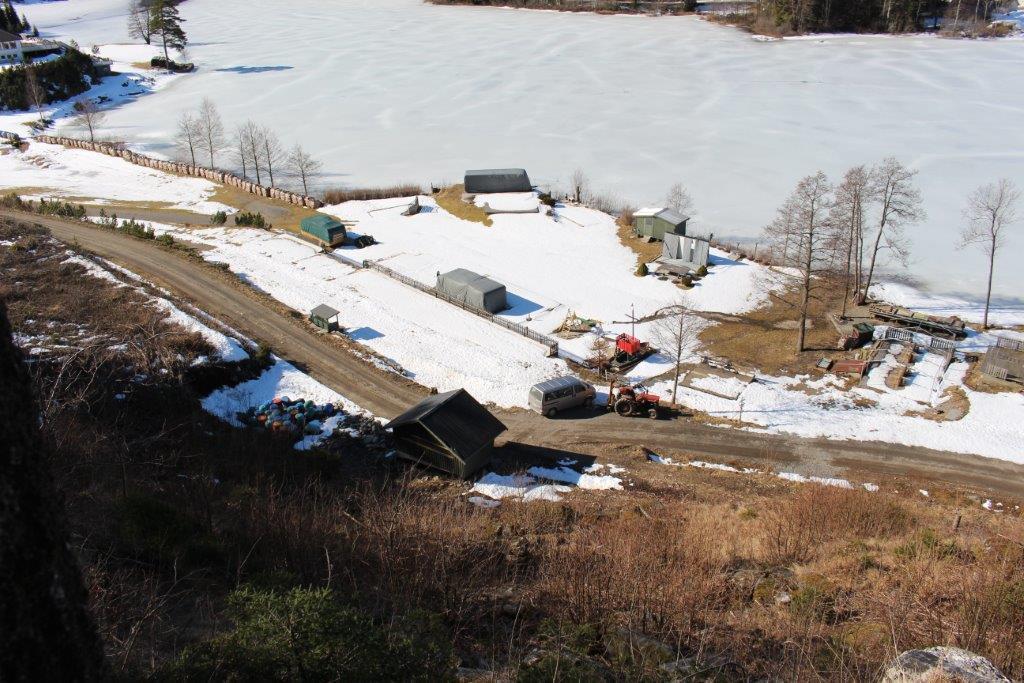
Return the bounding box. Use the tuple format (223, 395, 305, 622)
(529, 376, 596, 417)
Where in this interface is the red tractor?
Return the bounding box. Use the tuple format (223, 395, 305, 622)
(608, 380, 662, 419)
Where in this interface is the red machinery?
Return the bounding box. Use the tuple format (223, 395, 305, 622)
(608, 380, 662, 419)
(613, 333, 650, 365)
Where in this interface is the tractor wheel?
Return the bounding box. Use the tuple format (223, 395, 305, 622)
(546, 407, 558, 418)
(648, 407, 660, 420)
(614, 398, 634, 416)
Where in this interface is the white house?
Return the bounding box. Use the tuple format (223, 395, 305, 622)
(0, 29, 24, 67)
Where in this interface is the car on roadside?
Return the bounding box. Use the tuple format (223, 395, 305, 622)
(529, 376, 596, 418)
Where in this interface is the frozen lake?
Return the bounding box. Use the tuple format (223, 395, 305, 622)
(23, 0, 1024, 298)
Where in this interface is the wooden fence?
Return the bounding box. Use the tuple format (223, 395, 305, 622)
(31, 134, 323, 209)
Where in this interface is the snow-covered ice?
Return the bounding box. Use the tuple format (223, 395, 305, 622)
(17, 0, 1024, 299)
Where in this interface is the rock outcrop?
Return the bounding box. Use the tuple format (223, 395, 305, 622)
(882, 647, 1010, 683)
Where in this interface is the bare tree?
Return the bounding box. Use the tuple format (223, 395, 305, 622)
(651, 307, 703, 407)
(569, 168, 588, 204)
(24, 66, 46, 124)
(959, 179, 1020, 329)
(286, 144, 322, 196)
(237, 120, 265, 185)
(175, 111, 200, 166)
(72, 99, 105, 142)
(233, 123, 251, 180)
(665, 182, 694, 216)
(829, 166, 870, 316)
(127, 0, 153, 45)
(258, 125, 283, 187)
(764, 171, 836, 352)
(859, 158, 923, 303)
(194, 98, 225, 168)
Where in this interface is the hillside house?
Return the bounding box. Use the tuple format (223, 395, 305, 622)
(633, 207, 690, 241)
(0, 30, 23, 66)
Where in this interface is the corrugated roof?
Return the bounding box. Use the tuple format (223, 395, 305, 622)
(439, 268, 504, 295)
(465, 168, 529, 178)
(655, 208, 690, 225)
(634, 207, 662, 217)
(310, 304, 339, 318)
(386, 389, 507, 460)
(532, 376, 587, 393)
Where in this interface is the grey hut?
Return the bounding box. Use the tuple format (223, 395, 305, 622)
(436, 268, 507, 313)
(386, 389, 508, 478)
(464, 168, 532, 194)
(633, 207, 690, 241)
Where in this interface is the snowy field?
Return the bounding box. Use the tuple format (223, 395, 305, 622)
(0, 142, 231, 214)
(12, 0, 1024, 300)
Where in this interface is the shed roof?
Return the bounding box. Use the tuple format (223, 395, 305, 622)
(310, 304, 339, 319)
(439, 268, 504, 294)
(633, 207, 690, 225)
(465, 168, 529, 178)
(386, 389, 507, 461)
(301, 214, 344, 230)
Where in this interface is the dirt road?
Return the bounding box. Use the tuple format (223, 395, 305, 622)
(10, 210, 1024, 498)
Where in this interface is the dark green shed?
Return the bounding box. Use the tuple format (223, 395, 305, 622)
(300, 215, 347, 247)
(385, 389, 507, 479)
(633, 207, 689, 241)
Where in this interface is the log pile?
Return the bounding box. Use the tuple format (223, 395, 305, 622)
(32, 135, 323, 209)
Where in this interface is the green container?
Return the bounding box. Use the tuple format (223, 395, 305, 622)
(300, 215, 346, 246)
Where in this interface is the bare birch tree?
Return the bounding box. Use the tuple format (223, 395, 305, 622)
(959, 179, 1020, 329)
(829, 165, 870, 316)
(126, 0, 152, 45)
(258, 125, 283, 187)
(569, 168, 588, 204)
(195, 98, 225, 168)
(72, 99, 105, 142)
(175, 111, 200, 166)
(763, 171, 836, 352)
(24, 66, 46, 124)
(652, 306, 703, 407)
(859, 158, 923, 303)
(233, 123, 251, 181)
(237, 120, 265, 184)
(665, 182, 694, 216)
(286, 144, 322, 196)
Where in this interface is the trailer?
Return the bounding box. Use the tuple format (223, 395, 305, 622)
(869, 304, 966, 340)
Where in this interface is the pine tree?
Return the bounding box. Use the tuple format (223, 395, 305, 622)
(150, 0, 188, 71)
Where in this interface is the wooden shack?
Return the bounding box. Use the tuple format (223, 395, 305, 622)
(385, 389, 507, 478)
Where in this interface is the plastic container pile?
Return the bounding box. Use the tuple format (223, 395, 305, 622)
(238, 396, 341, 435)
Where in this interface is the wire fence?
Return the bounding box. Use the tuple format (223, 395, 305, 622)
(364, 260, 559, 356)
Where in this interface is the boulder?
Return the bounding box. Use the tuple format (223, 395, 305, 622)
(882, 647, 1009, 683)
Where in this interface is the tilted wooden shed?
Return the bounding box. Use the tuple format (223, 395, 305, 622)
(385, 389, 507, 478)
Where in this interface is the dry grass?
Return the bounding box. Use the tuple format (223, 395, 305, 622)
(699, 282, 845, 375)
(615, 217, 661, 269)
(435, 184, 493, 227)
(323, 183, 422, 204)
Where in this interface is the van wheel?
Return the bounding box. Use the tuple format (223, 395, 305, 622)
(583, 397, 594, 408)
(546, 407, 557, 418)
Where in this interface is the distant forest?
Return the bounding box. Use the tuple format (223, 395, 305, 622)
(426, 0, 1010, 34)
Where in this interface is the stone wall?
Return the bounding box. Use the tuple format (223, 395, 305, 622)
(32, 135, 324, 210)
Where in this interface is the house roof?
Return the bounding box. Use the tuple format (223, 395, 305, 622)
(386, 389, 507, 461)
(310, 304, 339, 319)
(0, 29, 22, 43)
